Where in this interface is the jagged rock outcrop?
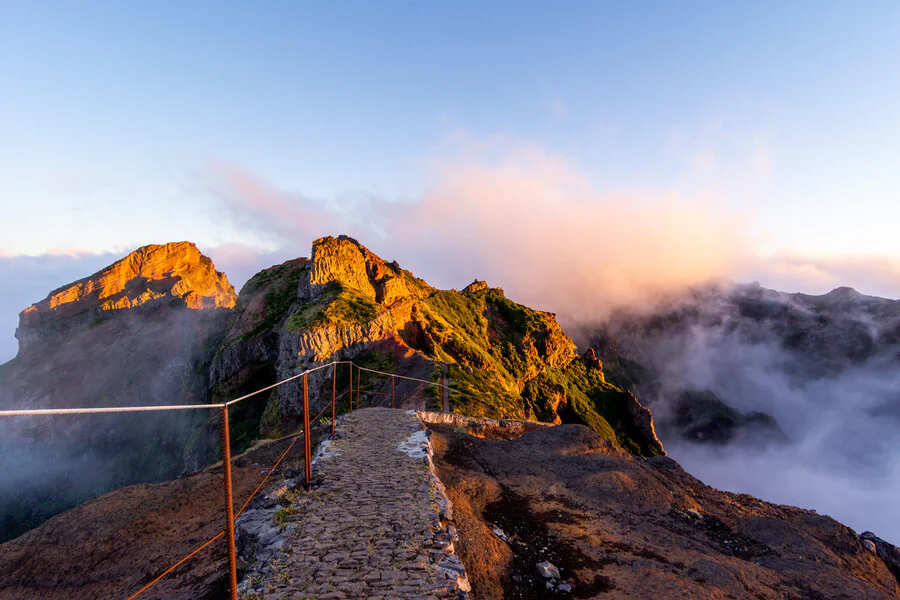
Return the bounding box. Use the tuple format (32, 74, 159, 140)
(861, 531, 900, 584)
(299, 235, 433, 307)
(16, 242, 235, 354)
(462, 280, 489, 294)
(0, 243, 235, 541)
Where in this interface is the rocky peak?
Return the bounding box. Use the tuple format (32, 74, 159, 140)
(581, 348, 603, 371)
(462, 280, 489, 294)
(301, 235, 432, 306)
(16, 242, 236, 353)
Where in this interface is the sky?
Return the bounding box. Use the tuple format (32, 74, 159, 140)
(2, 0, 900, 362)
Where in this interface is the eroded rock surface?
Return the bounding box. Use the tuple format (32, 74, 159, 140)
(430, 422, 900, 599)
(16, 241, 235, 352)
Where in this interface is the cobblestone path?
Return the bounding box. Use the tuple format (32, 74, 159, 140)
(237, 408, 468, 600)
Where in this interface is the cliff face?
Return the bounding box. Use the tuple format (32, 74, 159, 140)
(0, 243, 235, 541)
(15, 242, 235, 354)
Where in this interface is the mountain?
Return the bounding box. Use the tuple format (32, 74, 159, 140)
(0, 242, 236, 541)
(211, 235, 663, 457)
(3, 238, 900, 597)
(586, 280, 900, 545)
(590, 281, 900, 445)
(0, 235, 662, 541)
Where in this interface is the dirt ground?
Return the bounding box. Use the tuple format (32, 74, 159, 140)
(428, 422, 900, 600)
(0, 428, 323, 600)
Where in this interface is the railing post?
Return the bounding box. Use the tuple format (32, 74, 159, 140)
(331, 364, 336, 437)
(303, 372, 311, 485)
(220, 406, 238, 600)
(391, 376, 395, 409)
(348, 363, 353, 413)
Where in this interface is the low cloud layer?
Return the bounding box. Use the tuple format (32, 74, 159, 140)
(605, 303, 900, 544)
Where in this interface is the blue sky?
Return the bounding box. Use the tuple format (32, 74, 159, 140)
(2, 1, 900, 360)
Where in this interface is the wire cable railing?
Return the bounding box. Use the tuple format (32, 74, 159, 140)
(0, 359, 509, 599)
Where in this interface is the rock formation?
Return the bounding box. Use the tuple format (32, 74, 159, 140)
(255, 235, 663, 456)
(0, 242, 235, 541)
(16, 242, 235, 354)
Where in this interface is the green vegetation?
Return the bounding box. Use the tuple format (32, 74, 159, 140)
(286, 282, 379, 332)
(215, 261, 306, 357)
(245, 270, 304, 338)
(408, 288, 572, 398)
(223, 240, 662, 457)
(521, 361, 663, 456)
(273, 505, 305, 525)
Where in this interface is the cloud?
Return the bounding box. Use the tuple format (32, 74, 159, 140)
(194, 139, 899, 319)
(689, 150, 717, 172)
(202, 242, 301, 293)
(200, 160, 336, 245)
(751, 145, 773, 177)
(622, 311, 900, 544)
(200, 142, 749, 326)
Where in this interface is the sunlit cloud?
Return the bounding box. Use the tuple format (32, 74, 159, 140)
(202, 160, 336, 244)
(199, 139, 749, 324)
(689, 150, 717, 172)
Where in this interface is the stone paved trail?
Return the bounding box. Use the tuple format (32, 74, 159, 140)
(237, 408, 469, 600)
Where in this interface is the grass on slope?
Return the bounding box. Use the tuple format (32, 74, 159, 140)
(286, 282, 379, 332)
(522, 361, 664, 457)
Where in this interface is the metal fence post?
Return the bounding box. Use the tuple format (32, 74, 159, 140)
(220, 407, 238, 600)
(348, 363, 353, 413)
(391, 376, 395, 408)
(331, 364, 336, 437)
(303, 372, 312, 484)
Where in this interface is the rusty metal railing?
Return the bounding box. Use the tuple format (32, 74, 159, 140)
(0, 359, 506, 599)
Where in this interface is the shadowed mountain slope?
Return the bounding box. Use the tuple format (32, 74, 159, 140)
(0, 242, 235, 541)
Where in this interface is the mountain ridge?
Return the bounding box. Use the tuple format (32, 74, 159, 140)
(2, 237, 900, 597)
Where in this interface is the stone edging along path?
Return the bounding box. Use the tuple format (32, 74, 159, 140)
(235, 408, 470, 599)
